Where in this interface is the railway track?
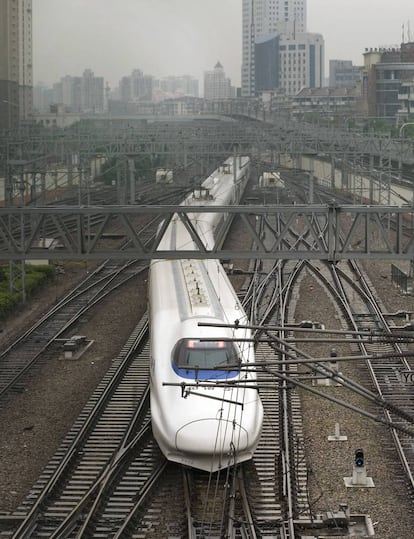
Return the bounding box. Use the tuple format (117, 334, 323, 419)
(240, 211, 313, 538)
(307, 260, 414, 486)
(6, 316, 162, 539)
(0, 182, 191, 401)
(250, 200, 414, 536)
(1, 203, 303, 538)
(4, 171, 414, 537)
(0, 258, 147, 400)
(280, 202, 414, 530)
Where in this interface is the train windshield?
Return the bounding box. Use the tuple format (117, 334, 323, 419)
(172, 339, 240, 378)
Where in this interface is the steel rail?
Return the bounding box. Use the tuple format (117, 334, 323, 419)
(10, 319, 149, 538)
(309, 209, 414, 492)
(0, 259, 146, 399)
(340, 261, 414, 491)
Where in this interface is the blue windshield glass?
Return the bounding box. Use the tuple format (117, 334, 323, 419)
(172, 338, 240, 380)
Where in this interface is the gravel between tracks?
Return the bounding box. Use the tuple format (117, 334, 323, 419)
(294, 259, 414, 539)
(0, 261, 147, 514)
(1, 253, 414, 539)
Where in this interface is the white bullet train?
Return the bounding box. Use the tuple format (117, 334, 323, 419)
(149, 156, 263, 472)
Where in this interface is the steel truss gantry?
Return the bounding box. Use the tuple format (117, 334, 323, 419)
(0, 204, 413, 262)
(1, 116, 413, 169)
(1, 116, 413, 213)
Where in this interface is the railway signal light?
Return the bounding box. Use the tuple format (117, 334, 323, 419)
(344, 447, 374, 487)
(354, 449, 364, 467)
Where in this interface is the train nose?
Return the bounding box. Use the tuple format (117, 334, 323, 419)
(175, 419, 249, 454)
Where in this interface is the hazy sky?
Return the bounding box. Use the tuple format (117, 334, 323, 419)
(33, 0, 414, 88)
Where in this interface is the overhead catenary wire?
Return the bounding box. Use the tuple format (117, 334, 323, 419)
(197, 320, 414, 424)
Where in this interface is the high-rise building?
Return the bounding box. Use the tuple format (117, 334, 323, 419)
(33, 83, 54, 113)
(119, 69, 153, 102)
(279, 33, 324, 94)
(61, 75, 81, 111)
(242, 0, 323, 96)
(204, 62, 234, 100)
(33, 70, 105, 114)
(255, 34, 281, 92)
(119, 76, 132, 103)
(130, 69, 153, 101)
(45, 70, 104, 113)
(81, 69, 104, 112)
(0, 0, 33, 129)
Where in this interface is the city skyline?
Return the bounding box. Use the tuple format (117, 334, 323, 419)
(34, 0, 414, 88)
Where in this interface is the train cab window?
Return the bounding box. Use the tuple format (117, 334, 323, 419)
(173, 339, 240, 372)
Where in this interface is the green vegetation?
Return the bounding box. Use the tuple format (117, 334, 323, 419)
(0, 264, 55, 319)
(399, 116, 414, 138)
(361, 117, 414, 138)
(301, 112, 414, 139)
(361, 119, 396, 137)
(301, 112, 356, 129)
